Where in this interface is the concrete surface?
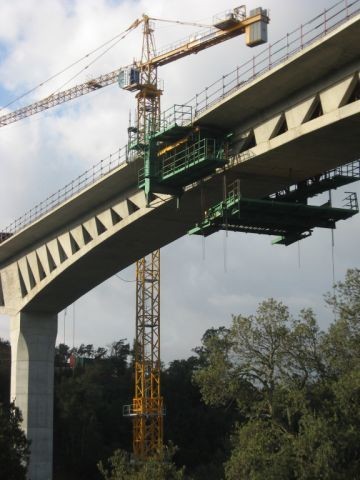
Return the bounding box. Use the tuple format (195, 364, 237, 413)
(10, 312, 57, 480)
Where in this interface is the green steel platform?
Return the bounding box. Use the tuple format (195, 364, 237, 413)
(268, 160, 360, 204)
(189, 180, 359, 246)
(138, 137, 226, 190)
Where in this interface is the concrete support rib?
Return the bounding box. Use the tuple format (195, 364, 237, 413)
(10, 312, 58, 480)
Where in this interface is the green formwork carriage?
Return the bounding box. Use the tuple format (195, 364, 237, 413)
(189, 180, 359, 246)
(138, 137, 226, 190)
(137, 104, 229, 203)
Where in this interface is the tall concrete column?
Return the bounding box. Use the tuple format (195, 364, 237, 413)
(10, 312, 58, 480)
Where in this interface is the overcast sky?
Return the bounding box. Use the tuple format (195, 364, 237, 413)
(0, 0, 359, 363)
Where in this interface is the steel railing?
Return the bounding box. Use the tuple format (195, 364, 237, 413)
(187, 0, 360, 118)
(0, 145, 127, 241)
(343, 192, 359, 210)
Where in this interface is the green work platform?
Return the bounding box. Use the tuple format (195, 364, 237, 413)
(136, 104, 230, 203)
(189, 182, 359, 246)
(139, 138, 226, 188)
(268, 160, 360, 204)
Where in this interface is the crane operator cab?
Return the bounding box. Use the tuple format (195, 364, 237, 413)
(118, 65, 141, 91)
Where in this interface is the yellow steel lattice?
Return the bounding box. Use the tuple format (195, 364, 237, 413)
(133, 250, 163, 460)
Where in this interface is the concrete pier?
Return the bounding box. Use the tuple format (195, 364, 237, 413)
(10, 312, 57, 480)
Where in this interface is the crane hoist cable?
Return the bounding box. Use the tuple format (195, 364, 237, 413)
(0, 17, 142, 113)
(148, 17, 211, 28)
(48, 22, 139, 98)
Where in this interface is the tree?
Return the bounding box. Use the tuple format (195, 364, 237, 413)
(193, 299, 324, 479)
(98, 447, 187, 480)
(324, 268, 360, 375)
(0, 338, 11, 404)
(194, 300, 322, 418)
(0, 402, 30, 480)
(162, 356, 237, 479)
(53, 339, 132, 480)
(224, 420, 294, 480)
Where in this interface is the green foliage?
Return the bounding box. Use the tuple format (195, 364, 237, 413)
(53, 339, 132, 480)
(225, 420, 294, 480)
(194, 273, 360, 480)
(193, 327, 239, 407)
(98, 447, 186, 480)
(163, 356, 237, 479)
(194, 300, 322, 420)
(0, 402, 30, 480)
(324, 268, 360, 375)
(0, 338, 11, 404)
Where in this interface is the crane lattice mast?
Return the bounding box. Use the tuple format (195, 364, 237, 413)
(133, 250, 162, 459)
(125, 15, 164, 461)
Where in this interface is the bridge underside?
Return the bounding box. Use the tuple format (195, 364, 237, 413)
(0, 97, 359, 315)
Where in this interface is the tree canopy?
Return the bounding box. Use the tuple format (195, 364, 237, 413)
(193, 269, 360, 479)
(0, 402, 30, 480)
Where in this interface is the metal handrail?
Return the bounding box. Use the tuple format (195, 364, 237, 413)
(343, 192, 359, 210)
(0, 145, 127, 240)
(186, 0, 360, 118)
(161, 138, 217, 177)
(157, 1, 360, 133)
(158, 104, 192, 133)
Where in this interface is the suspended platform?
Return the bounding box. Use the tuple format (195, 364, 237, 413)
(138, 105, 229, 203)
(138, 137, 226, 191)
(189, 180, 359, 246)
(268, 160, 360, 203)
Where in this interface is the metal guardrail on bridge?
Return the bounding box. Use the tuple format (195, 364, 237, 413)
(188, 0, 360, 118)
(1, 0, 359, 242)
(0, 146, 127, 241)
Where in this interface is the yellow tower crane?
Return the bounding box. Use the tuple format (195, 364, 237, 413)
(0, 5, 270, 461)
(122, 17, 164, 460)
(120, 7, 269, 461)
